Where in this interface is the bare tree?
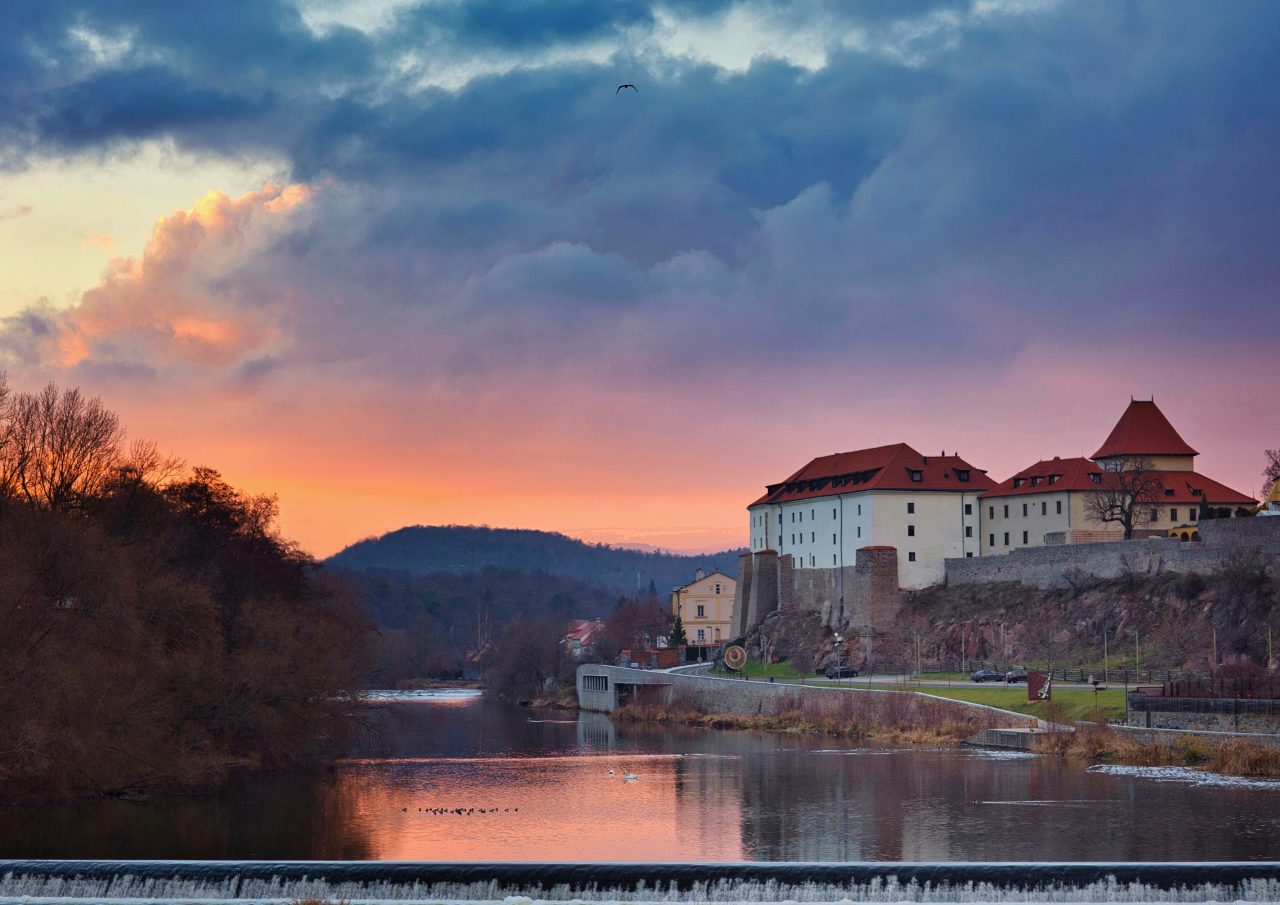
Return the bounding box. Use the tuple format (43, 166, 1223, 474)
(1084, 455, 1165, 539)
(5, 383, 123, 511)
(1263, 449, 1280, 498)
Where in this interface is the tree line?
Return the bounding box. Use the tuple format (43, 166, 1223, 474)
(0, 377, 372, 800)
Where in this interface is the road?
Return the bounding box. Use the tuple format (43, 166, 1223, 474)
(667, 663, 1111, 691)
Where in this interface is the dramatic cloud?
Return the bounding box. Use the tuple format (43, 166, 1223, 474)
(1, 0, 1277, 553)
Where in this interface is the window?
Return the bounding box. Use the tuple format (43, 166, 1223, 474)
(1150, 509, 1159, 522)
(989, 533, 995, 546)
(965, 526, 973, 537)
(965, 503, 973, 515)
(832, 534, 837, 544)
(811, 531, 815, 542)
(1189, 510, 1198, 522)
(1048, 474, 1059, 485)
(857, 504, 862, 516)
(1170, 509, 1178, 521)
(956, 470, 970, 482)
(791, 512, 795, 523)
(833, 554, 837, 565)
(714, 583, 721, 594)
(1030, 476, 1042, 486)
(1022, 531, 1028, 544)
(799, 511, 803, 522)
(966, 552, 974, 558)
(857, 526, 861, 538)
(908, 552, 916, 562)
(809, 554, 815, 566)
(696, 605, 705, 618)
(1013, 478, 1024, 488)
(907, 502, 915, 514)
(1003, 505, 1009, 518)
(811, 509, 815, 519)
(907, 525, 915, 537)
(778, 513, 782, 525)
(1164, 487, 1175, 497)
(697, 629, 705, 641)
(1041, 501, 1047, 516)
(791, 534, 795, 544)
(1056, 500, 1062, 514)
(1090, 473, 1102, 484)
(909, 469, 923, 482)
(1003, 532, 1010, 546)
(1022, 503, 1028, 517)
(988, 506, 994, 519)
(832, 508, 837, 519)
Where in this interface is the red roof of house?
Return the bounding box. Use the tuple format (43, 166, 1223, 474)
(1092, 400, 1198, 459)
(981, 457, 1255, 505)
(750, 443, 995, 507)
(565, 619, 605, 644)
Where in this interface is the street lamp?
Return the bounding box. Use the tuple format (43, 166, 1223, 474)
(834, 632, 844, 684)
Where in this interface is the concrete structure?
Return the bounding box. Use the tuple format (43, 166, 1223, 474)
(576, 664, 1034, 732)
(671, 569, 735, 646)
(945, 514, 1280, 590)
(747, 444, 994, 589)
(981, 400, 1255, 556)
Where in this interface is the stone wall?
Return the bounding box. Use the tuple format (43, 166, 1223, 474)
(944, 516, 1280, 590)
(731, 547, 905, 657)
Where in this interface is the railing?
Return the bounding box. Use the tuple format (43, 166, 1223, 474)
(1129, 695, 1280, 716)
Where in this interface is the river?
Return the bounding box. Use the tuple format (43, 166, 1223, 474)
(2, 689, 1278, 862)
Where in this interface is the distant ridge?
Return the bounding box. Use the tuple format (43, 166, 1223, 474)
(327, 524, 745, 593)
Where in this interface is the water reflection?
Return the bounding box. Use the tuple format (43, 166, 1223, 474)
(1, 694, 1278, 861)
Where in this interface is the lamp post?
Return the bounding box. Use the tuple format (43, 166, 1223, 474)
(834, 632, 844, 684)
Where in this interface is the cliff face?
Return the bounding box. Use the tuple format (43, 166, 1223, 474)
(744, 550, 1277, 674)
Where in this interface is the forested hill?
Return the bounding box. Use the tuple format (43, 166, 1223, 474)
(327, 525, 745, 593)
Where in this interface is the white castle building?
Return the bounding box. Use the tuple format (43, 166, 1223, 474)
(747, 443, 995, 589)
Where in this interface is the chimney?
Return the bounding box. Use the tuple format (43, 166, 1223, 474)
(695, 568, 706, 581)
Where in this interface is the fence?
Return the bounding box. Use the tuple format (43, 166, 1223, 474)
(1129, 695, 1280, 717)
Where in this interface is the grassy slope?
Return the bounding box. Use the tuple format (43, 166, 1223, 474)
(901, 685, 1127, 722)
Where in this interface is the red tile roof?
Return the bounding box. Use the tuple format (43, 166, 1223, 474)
(750, 443, 995, 507)
(1093, 400, 1198, 459)
(981, 457, 1255, 505)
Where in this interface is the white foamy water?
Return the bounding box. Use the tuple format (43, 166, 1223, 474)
(364, 689, 484, 701)
(1087, 764, 1280, 790)
(5, 873, 1280, 904)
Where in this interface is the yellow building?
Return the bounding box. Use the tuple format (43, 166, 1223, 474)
(671, 569, 736, 646)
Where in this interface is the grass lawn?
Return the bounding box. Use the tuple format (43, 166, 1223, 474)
(712, 658, 805, 679)
(899, 684, 1127, 722)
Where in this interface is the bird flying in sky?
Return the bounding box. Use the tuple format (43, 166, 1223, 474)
(616, 84, 637, 93)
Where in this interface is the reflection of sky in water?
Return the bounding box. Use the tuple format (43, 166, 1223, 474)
(2, 695, 1280, 861)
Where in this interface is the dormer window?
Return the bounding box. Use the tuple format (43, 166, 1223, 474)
(956, 469, 970, 482)
(1012, 478, 1024, 488)
(1089, 473, 1102, 484)
(1048, 475, 1060, 485)
(908, 469, 923, 483)
(1030, 476, 1042, 487)
(1164, 487, 1175, 497)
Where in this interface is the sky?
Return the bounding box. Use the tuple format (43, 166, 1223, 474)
(1, 0, 1277, 557)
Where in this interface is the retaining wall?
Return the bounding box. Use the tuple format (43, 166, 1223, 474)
(576, 664, 1035, 732)
(944, 517, 1280, 590)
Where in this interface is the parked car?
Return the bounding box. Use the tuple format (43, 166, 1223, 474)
(1005, 666, 1029, 683)
(970, 668, 1003, 683)
(825, 665, 858, 679)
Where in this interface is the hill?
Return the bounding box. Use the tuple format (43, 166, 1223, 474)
(328, 525, 745, 594)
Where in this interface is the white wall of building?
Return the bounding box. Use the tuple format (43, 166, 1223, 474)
(748, 490, 982, 590)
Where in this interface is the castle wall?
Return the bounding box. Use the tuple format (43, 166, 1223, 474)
(944, 516, 1280, 590)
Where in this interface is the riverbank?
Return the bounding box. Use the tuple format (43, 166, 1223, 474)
(612, 694, 985, 747)
(1033, 722, 1280, 778)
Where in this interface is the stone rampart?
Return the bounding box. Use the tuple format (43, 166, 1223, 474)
(944, 517, 1280, 590)
(732, 547, 904, 651)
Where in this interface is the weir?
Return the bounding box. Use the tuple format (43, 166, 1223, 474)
(5, 860, 1280, 903)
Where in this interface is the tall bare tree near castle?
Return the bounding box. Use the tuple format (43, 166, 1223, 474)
(1263, 449, 1280, 497)
(1084, 455, 1165, 539)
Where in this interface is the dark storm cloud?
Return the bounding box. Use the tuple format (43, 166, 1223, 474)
(2, 0, 1279, 386)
